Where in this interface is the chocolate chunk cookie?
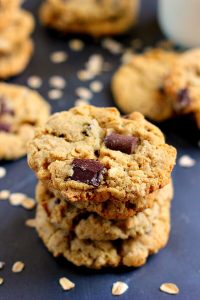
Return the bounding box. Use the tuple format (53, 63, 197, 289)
(164, 49, 200, 128)
(39, 0, 139, 36)
(0, 83, 50, 160)
(112, 49, 178, 121)
(28, 105, 176, 210)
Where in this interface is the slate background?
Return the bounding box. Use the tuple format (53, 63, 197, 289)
(0, 0, 200, 299)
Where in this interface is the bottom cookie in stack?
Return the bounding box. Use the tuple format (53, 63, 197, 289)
(35, 180, 173, 269)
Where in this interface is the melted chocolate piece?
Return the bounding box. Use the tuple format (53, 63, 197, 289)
(104, 132, 138, 154)
(70, 158, 105, 187)
(0, 97, 14, 116)
(0, 123, 11, 132)
(175, 88, 190, 111)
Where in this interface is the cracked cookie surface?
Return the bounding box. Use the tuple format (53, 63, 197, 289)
(28, 105, 176, 210)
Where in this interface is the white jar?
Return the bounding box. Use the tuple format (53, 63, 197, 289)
(158, 0, 200, 47)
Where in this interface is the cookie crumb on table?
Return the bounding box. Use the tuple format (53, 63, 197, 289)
(59, 277, 75, 291)
(9, 193, 35, 209)
(75, 87, 92, 100)
(21, 197, 36, 210)
(12, 261, 25, 273)
(0, 277, 4, 285)
(112, 281, 129, 296)
(178, 155, 196, 168)
(90, 81, 103, 93)
(101, 38, 123, 54)
(50, 51, 68, 63)
(74, 99, 89, 107)
(160, 282, 179, 295)
(0, 167, 6, 179)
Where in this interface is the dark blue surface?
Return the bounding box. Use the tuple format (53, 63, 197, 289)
(0, 0, 200, 299)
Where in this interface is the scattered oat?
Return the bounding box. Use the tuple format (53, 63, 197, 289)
(48, 89, 63, 100)
(0, 277, 4, 285)
(0, 190, 10, 200)
(86, 54, 104, 76)
(12, 261, 25, 273)
(112, 281, 129, 296)
(50, 51, 68, 63)
(74, 99, 89, 107)
(178, 155, 196, 168)
(131, 38, 143, 49)
(21, 197, 36, 210)
(121, 48, 134, 64)
(25, 218, 37, 228)
(69, 39, 84, 51)
(59, 277, 75, 291)
(102, 38, 123, 54)
(76, 87, 92, 100)
(160, 283, 179, 295)
(9, 193, 25, 206)
(0, 262, 5, 270)
(77, 70, 94, 81)
(0, 167, 6, 179)
(27, 76, 42, 89)
(49, 76, 66, 89)
(90, 81, 103, 93)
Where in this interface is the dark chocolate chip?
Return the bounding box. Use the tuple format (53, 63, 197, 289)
(175, 88, 190, 111)
(0, 97, 14, 116)
(0, 123, 11, 132)
(104, 132, 138, 154)
(158, 85, 165, 95)
(54, 199, 61, 205)
(70, 158, 105, 187)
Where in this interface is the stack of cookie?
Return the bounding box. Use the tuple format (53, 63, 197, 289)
(39, 0, 139, 37)
(28, 105, 176, 269)
(0, 0, 34, 79)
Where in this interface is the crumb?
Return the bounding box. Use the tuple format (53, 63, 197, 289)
(0, 277, 4, 285)
(0, 190, 10, 200)
(9, 193, 25, 206)
(112, 281, 129, 296)
(48, 89, 63, 100)
(75, 87, 92, 100)
(0, 167, 6, 179)
(50, 51, 68, 63)
(69, 39, 84, 51)
(0, 262, 5, 270)
(49, 76, 66, 89)
(74, 99, 89, 107)
(102, 38, 123, 54)
(27, 76, 42, 89)
(21, 197, 36, 210)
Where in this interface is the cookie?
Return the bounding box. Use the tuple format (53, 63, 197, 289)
(36, 179, 173, 240)
(0, 10, 34, 54)
(39, 0, 139, 37)
(112, 49, 178, 121)
(0, 83, 50, 160)
(35, 192, 171, 269)
(0, 1, 21, 30)
(164, 49, 200, 128)
(0, 39, 33, 79)
(28, 105, 176, 211)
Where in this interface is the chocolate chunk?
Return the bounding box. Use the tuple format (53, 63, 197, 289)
(175, 88, 190, 111)
(0, 97, 14, 116)
(54, 199, 61, 205)
(0, 123, 11, 132)
(158, 85, 165, 95)
(70, 159, 105, 187)
(104, 133, 138, 154)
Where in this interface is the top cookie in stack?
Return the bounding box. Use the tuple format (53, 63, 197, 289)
(28, 105, 176, 219)
(0, 0, 34, 79)
(39, 0, 139, 37)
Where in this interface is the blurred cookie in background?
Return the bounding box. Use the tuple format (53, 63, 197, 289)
(0, 0, 35, 79)
(39, 0, 140, 37)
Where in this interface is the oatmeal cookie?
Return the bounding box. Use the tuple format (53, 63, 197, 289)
(28, 105, 176, 209)
(112, 49, 178, 121)
(0, 83, 50, 160)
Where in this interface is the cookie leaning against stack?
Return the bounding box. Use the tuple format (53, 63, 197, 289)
(0, 1, 34, 79)
(0, 83, 50, 160)
(39, 0, 139, 37)
(27, 105, 176, 269)
(112, 48, 200, 129)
